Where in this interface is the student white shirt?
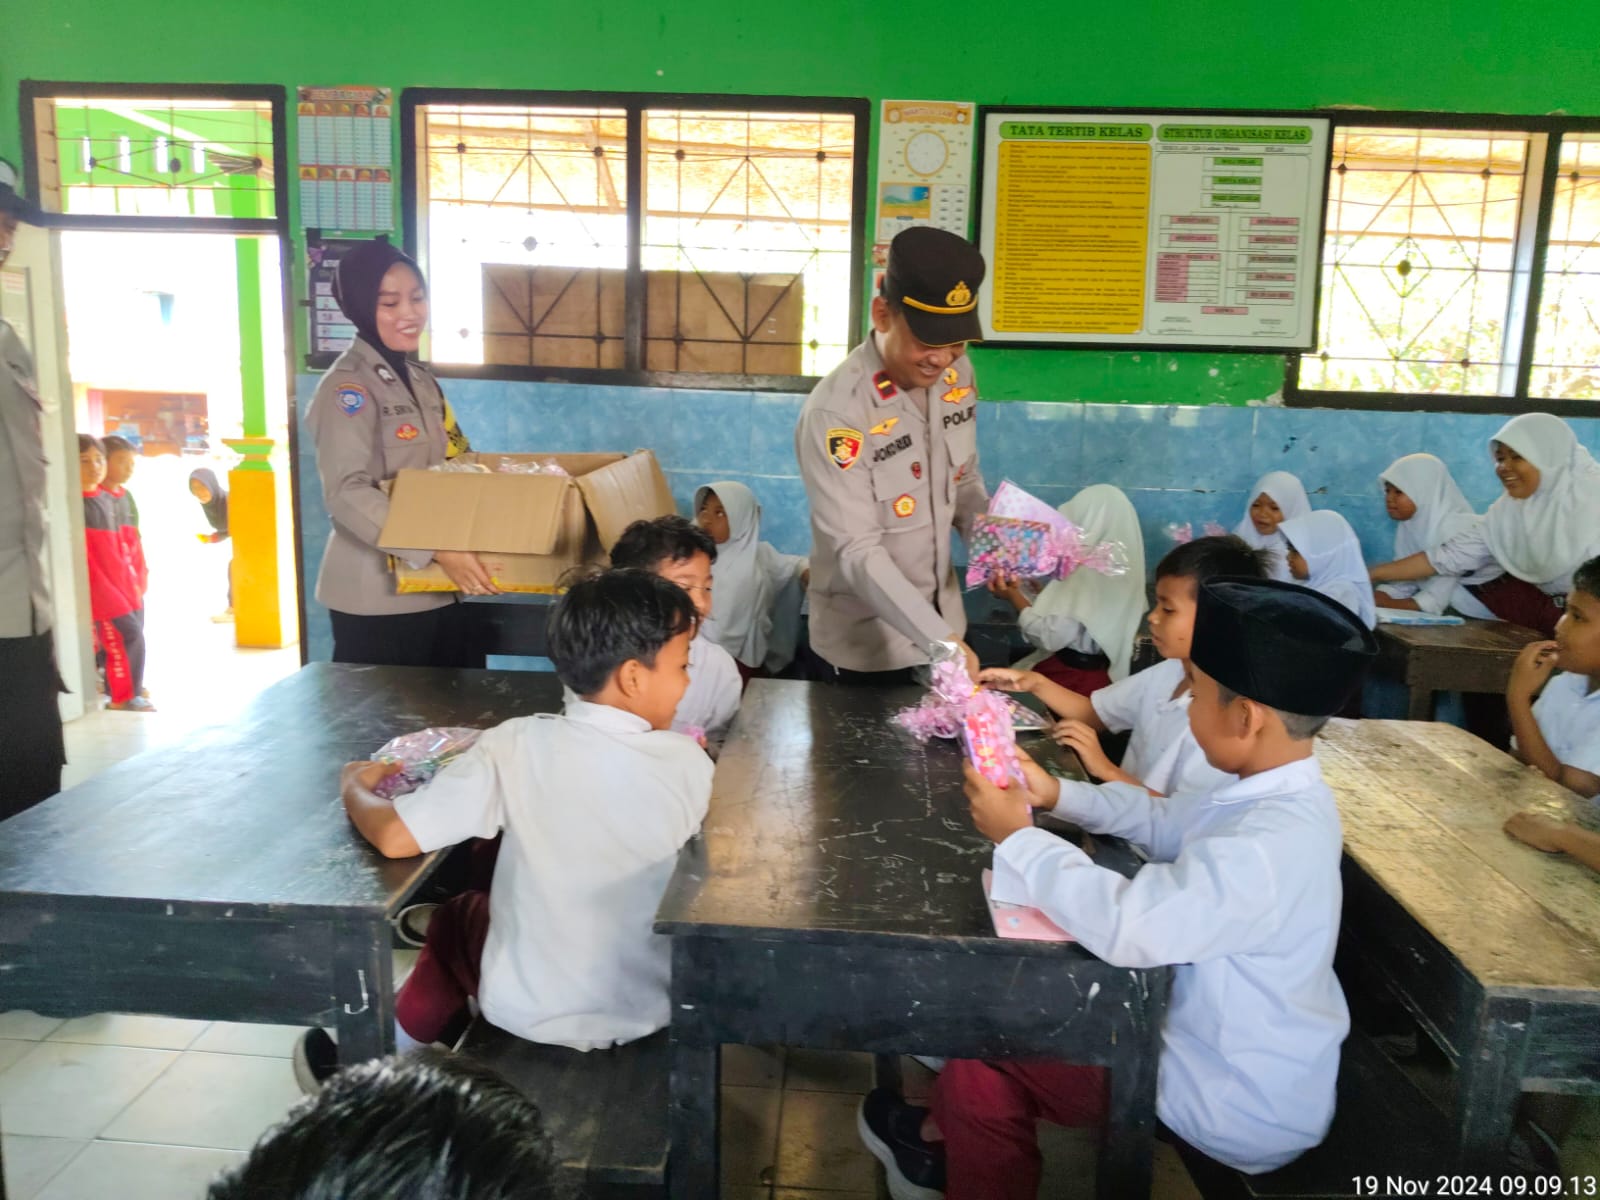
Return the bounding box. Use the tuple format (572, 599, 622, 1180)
(1089, 658, 1231, 797)
(395, 699, 713, 1050)
(675, 632, 742, 741)
(1532, 671, 1600, 775)
(995, 756, 1348, 1173)
(1018, 608, 1101, 657)
(1432, 522, 1575, 596)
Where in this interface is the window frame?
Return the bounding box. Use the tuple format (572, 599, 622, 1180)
(400, 87, 870, 393)
(1285, 107, 1600, 417)
(19, 80, 289, 236)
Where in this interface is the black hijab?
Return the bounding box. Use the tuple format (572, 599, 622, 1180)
(189, 468, 228, 533)
(333, 237, 424, 392)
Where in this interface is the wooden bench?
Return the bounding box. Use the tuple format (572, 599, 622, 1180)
(1173, 1032, 1451, 1199)
(459, 1020, 668, 1199)
(1374, 617, 1543, 720)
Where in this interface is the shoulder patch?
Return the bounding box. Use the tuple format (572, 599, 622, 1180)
(872, 371, 897, 401)
(336, 384, 367, 415)
(826, 427, 863, 470)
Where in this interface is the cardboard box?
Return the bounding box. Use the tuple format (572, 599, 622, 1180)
(378, 450, 677, 594)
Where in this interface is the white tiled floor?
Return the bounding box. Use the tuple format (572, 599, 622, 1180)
(0, 1013, 304, 1198)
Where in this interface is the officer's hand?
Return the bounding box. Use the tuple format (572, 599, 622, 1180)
(953, 638, 981, 683)
(436, 550, 502, 596)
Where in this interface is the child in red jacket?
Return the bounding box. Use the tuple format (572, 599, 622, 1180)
(80, 436, 152, 711)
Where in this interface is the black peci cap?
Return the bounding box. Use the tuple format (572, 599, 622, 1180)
(0, 159, 41, 223)
(882, 226, 986, 347)
(1192, 578, 1378, 717)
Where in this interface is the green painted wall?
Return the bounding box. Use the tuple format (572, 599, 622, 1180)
(6, 0, 1598, 404)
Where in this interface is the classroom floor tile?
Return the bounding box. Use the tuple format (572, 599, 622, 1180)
(0, 1042, 178, 1139)
(773, 1088, 879, 1192)
(32, 1140, 245, 1200)
(722, 1043, 786, 1088)
(99, 1051, 303, 1151)
(0, 1039, 35, 1076)
(187, 1021, 303, 1058)
(0, 1012, 64, 1041)
(782, 1047, 875, 1093)
(0, 1135, 90, 1200)
(46, 1014, 210, 1051)
(721, 1084, 783, 1188)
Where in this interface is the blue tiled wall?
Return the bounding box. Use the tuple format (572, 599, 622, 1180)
(295, 375, 1600, 663)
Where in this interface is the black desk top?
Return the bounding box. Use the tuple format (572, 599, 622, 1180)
(657, 679, 1119, 957)
(0, 664, 564, 914)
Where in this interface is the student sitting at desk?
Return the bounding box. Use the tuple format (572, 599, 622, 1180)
(1375, 453, 1496, 618)
(1503, 553, 1600, 804)
(293, 570, 713, 1089)
(610, 515, 742, 748)
(980, 535, 1270, 798)
(1279, 510, 1377, 629)
(694, 481, 808, 678)
(1370, 413, 1600, 637)
(1234, 471, 1311, 582)
(987, 484, 1146, 695)
(859, 579, 1377, 1198)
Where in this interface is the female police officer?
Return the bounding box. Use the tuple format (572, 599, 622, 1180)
(307, 238, 493, 666)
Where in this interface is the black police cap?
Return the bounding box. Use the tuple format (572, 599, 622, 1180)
(883, 227, 986, 347)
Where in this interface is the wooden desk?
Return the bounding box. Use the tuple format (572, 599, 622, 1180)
(0, 663, 563, 1060)
(656, 680, 1171, 1200)
(1319, 718, 1600, 1172)
(1374, 618, 1544, 720)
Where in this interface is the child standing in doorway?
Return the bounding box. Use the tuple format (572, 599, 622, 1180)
(81, 436, 151, 711)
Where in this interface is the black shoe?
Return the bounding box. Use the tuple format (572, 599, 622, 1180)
(857, 1088, 946, 1200)
(292, 1027, 339, 1094)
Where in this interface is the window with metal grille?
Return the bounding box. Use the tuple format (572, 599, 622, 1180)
(1530, 134, 1600, 401)
(23, 85, 282, 229)
(405, 91, 867, 386)
(1291, 114, 1600, 413)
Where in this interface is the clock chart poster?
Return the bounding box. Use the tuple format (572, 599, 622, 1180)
(873, 100, 977, 270)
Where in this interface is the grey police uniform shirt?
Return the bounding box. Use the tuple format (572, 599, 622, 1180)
(796, 335, 987, 673)
(306, 337, 453, 617)
(0, 319, 51, 639)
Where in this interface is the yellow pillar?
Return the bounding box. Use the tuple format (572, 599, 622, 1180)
(223, 436, 299, 649)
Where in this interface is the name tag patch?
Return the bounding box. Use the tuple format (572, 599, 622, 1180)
(872, 433, 914, 464)
(942, 406, 975, 429)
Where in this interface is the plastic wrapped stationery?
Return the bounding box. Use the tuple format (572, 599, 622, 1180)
(892, 642, 1051, 741)
(963, 687, 1026, 788)
(965, 481, 1129, 588)
(370, 727, 482, 799)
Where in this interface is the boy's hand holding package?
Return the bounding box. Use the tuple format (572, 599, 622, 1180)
(963, 750, 1058, 844)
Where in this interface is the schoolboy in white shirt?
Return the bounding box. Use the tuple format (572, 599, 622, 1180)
(859, 579, 1378, 1198)
(982, 535, 1270, 798)
(610, 515, 742, 748)
(294, 569, 712, 1089)
(1505, 553, 1600, 805)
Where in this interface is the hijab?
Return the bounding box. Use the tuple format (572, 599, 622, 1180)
(694, 481, 777, 669)
(1030, 484, 1147, 681)
(1378, 453, 1500, 594)
(1279, 510, 1376, 628)
(189, 468, 228, 534)
(334, 238, 423, 391)
(1234, 471, 1312, 582)
(1482, 413, 1600, 586)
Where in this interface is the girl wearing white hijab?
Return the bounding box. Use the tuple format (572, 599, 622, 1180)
(1279, 510, 1377, 628)
(1374, 454, 1496, 619)
(989, 483, 1146, 693)
(1234, 471, 1312, 582)
(1371, 413, 1600, 637)
(694, 481, 808, 674)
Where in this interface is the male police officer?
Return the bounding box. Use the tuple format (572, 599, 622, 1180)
(796, 227, 988, 682)
(0, 158, 66, 815)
